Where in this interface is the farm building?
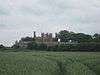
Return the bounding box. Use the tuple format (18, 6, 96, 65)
(15, 32, 59, 48)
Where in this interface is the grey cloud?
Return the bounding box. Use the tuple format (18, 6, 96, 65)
(20, 6, 45, 16)
(0, 7, 8, 15)
(0, 24, 7, 28)
(0, 0, 100, 46)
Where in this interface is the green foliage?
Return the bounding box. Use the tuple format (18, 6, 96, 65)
(27, 42, 38, 50)
(74, 33, 93, 43)
(47, 43, 100, 52)
(21, 37, 35, 42)
(27, 42, 47, 50)
(20, 42, 100, 52)
(93, 33, 100, 42)
(58, 30, 71, 42)
(0, 44, 5, 49)
(58, 30, 93, 43)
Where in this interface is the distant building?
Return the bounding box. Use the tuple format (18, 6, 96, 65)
(15, 32, 60, 48)
(14, 31, 79, 48)
(35, 33, 54, 43)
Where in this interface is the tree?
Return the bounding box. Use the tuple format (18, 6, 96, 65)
(0, 44, 5, 49)
(27, 42, 37, 50)
(74, 33, 92, 43)
(21, 37, 35, 42)
(93, 33, 100, 42)
(58, 30, 92, 43)
(12, 41, 20, 49)
(58, 30, 70, 42)
(27, 42, 47, 50)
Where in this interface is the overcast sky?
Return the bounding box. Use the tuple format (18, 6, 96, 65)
(0, 0, 100, 46)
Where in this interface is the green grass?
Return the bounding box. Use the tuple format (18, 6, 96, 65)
(0, 51, 100, 75)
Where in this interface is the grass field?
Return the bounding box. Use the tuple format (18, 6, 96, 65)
(0, 51, 100, 75)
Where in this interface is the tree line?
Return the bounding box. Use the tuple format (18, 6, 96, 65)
(0, 30, 100, 51)
(57, 30, 100, 43)
(25, 30, 100, 52)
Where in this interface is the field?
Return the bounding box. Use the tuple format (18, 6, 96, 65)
(0, 51, 100, 75)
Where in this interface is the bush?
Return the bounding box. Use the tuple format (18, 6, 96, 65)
(14, 42, 100, 52)
(47, 43, 100, 52)
(27, 42, 38, 50)
(0, 44, 5, 49)
(27, 42, 47, 50)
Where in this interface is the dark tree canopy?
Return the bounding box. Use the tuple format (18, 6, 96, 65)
(0, 44, 5, 49)
(93, 33, 100, 42)
(21, 37, 35, 41)
(58, 30, 94, 43)
(58, 30, 71, 42)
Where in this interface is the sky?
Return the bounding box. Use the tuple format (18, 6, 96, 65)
(0, 0, 100, 46)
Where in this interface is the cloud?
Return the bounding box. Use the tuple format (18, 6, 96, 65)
(0, 5, 10, 15)
(0, 0, 100, 46)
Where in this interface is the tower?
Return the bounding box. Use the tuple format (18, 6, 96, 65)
(41, 33, 44, 38)
(55, 33, 58, 38)
(33, 31, 36, 38)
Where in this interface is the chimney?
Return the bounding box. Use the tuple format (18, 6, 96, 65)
(55, 33, 58, 38)
(33, 31, 36, 38)
(41, 33, 44, 38)
(49, 33, 52, 38)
